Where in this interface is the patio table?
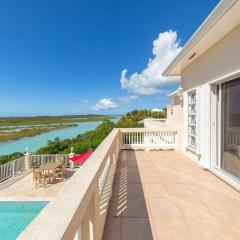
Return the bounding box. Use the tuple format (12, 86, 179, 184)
(38, 162, 64, 184)
(39, 162, 62, 171)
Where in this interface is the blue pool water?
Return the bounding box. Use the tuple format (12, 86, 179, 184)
(0, 201, 48, 240)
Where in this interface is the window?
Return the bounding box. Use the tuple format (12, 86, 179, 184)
(188, 90, 197, 149)
(220, 78, 240, 178)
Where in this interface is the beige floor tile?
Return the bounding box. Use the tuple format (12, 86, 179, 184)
(115, 173, 142, 184)
(122, 197, 149, 218)
(153, 217, 195, 240)
(113, 183, 145, 198)
(116, 165, 139, 174)
(117, 159, 138, 167)
(140, 173, 162, 184)
(125, 183, 145, 197)
(102, 217, 121, 240)
(166, 183, 196, 198)
(137, 158, 154, 167)
(195, 184, 240, 209)
(120, 150, 136, 161)
(147, 197, 182, 219)
(102, 150, 240, 240)
(200, 196, 240, 222)
(107, 197, 123, 217)
(185, 217, 240, 240)
(143, 183, 169, 198)
(215, 216, 240, 235)
(173, 197, 212, 219)
(121, 218, 155, 240)
(137, 165, 159, 174)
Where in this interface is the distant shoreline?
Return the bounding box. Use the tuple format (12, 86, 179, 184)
(0, 114, 117, 127)
(0, 124, 77, 143)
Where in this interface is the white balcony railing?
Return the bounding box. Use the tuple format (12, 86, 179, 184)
(0, 156, 25, 183)
(121, 128, 178, 150)
(18, 128, 179, 240)
(30, 154, 69, 166)
(0, 154, 69, 184)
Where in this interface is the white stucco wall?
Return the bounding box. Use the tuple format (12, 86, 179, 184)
(172, 96, 181, 105)
(180, 24, 240, 166)
(166, 104, 183, 128)
(182, 24, 240, 91)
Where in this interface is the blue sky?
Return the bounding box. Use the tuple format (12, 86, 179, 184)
(0, 0, 218, 116)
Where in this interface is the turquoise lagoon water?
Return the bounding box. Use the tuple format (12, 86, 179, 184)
(0, 121, 101, 155)
(0, 201, 48, 240)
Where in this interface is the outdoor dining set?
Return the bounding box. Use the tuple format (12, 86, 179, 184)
(30, 151, 93, 188)
(32, 157, 67, 188)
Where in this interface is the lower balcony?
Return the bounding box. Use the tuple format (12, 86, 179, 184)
(18, 128, 240, 240)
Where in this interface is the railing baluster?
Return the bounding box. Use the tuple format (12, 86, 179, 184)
(121, 128, 178, 150)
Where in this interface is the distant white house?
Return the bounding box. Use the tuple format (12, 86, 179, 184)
(166, 88, 183, 128)
(151, 108, 163, 112)
(144, 88, 183, 129)
(163, 0, 240, 189)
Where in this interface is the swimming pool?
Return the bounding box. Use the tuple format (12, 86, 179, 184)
(0, 201, 48, 240)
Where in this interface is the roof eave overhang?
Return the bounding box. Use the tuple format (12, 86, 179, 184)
(163, 0, 240, 76)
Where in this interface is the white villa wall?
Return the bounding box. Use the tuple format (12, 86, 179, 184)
(166, 104, 183, 128)
(182, 24, 240, 91)
(172, 96, 181, 105)
(180, 24, 240, 167)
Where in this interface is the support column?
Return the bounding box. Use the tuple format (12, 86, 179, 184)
(74, 225, 82, 240)
(92, 189, 101, 240)
(24, 148, 31, 171)
(69, 147, 75, 171)
(82, 192, 101, 240)
(175, 129, 181, 151)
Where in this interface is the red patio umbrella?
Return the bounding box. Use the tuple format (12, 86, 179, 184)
(69, 150, 93, 165)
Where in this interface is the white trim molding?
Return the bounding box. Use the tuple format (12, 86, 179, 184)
(199, 84, 211, 168)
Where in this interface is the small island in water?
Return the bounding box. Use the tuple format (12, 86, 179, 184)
(0, 114, 116, 143)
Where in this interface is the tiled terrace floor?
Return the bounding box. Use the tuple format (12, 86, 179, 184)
(0, 169, 75, 200)
(102, 150, 240, 240)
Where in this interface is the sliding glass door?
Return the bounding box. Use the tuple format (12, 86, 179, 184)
(219, 78, 240, 179)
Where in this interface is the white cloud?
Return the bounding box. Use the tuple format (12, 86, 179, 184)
(92, 98, 118, 111)
(120, 30, 182, 95)
(118, 95, 139, 104)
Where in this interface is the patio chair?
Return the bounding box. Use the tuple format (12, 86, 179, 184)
(32, 161, 40, 181)
(54, 165, 64, 181)
(33, 169, 47, 188)
(62, 163, 67, 179)
(55, 156, 64, 164)
(31, 161, 40, 169)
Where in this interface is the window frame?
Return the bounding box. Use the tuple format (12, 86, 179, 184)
(187, 90, 197, 150)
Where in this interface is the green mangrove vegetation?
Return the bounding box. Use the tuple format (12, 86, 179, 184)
(35, 109, 166, 154)
(0, 124, 77, 143)
(0, 109, 166, 165)
(0, 152, 24, 165)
